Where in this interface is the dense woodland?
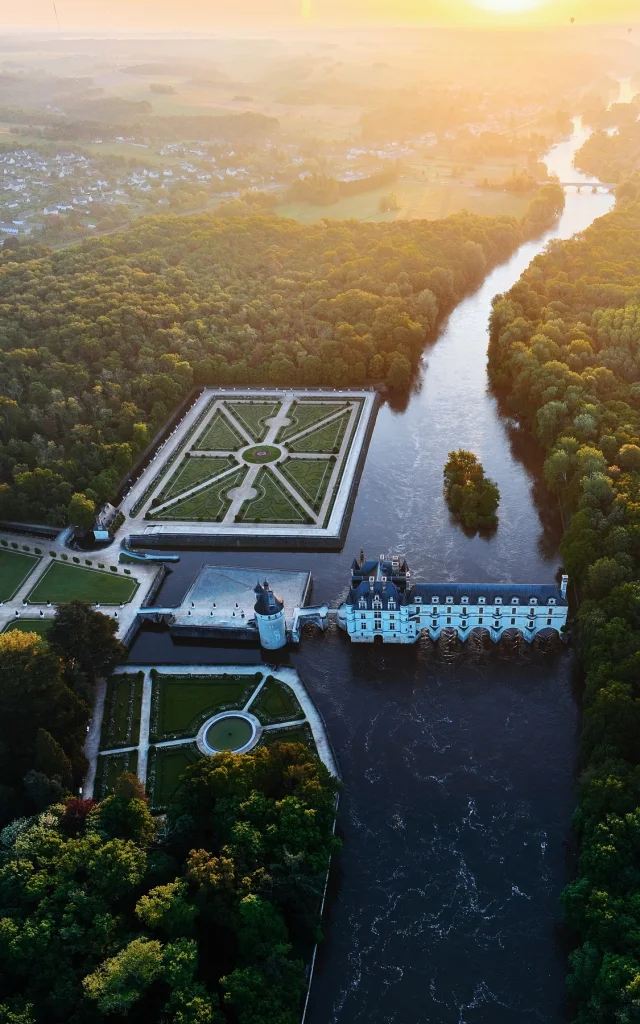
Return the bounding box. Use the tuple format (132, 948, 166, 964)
(0, 605, 125, 826)
(0, 741, 339, 1024)
(489, 197, 640, 1022)
(0, 185, 563, 526)
(576, 121, 640, 182)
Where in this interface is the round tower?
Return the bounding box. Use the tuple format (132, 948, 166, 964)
(254, 579, 286, 650)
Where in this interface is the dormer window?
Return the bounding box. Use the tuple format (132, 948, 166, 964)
(478, 597, 486, 605)
(415, 597, 422, 604)
(495, 598, 503, 605)
(511, 598, 519, 605)
(359, 598, 366, 609)
(369, 576, 375, 583)
(529, 598, 537, 605)
(381, 576, 387, 583)
(461, 597, 469, 605)
(431, 596, 439, 604)
(388, 599, 396, 610)
(548, 598, 556, 605)
(446, 597, 453, 604)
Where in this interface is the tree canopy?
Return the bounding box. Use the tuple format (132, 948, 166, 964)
(443, 449, 500, 531)
(0, 189, 563, 526)
(0, 743, 339, 1024)
(488, 194, 640, 1022)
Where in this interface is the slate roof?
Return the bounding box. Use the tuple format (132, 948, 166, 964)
(254, 579, 284, 615)
(346, 556, 566, 608)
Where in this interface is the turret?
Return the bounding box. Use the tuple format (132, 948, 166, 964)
(253, 579, 286, 650)
(560, 574, 569, 600)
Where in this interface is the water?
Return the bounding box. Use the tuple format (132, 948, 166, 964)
(128, 126, 614, 1023)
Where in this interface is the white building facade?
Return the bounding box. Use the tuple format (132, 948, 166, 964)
(337, 555, 569, 644)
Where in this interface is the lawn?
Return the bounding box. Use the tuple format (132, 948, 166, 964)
(277, 401, 347, 442)
(0, 549, 41, 601)
(152, 672, 260, 739)
(94, 749, 138, 800)
(223, 401, 281, 442)
(158, 455, 233, 501)
(277, 179, 531, 225)
(150, 467, 246, 522)
(100, 673, 144, 750)
(280, 457, 335, 512)
(248, 676, 304, 725)
(27, 561, 138, 605)
(148, 744, 200, 809)
(288, 412, 350, 454)
(193, 410, 244, 451)
(1, 618, 52, 637)
(238, 467, 308, 524)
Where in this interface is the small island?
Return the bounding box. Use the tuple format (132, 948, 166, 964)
(443, 450, 500, 531)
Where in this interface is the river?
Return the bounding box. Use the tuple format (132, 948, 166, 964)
(129, 124, 614, 1022)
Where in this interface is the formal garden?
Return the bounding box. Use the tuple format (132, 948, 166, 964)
(128, 389, 373, 537)
(93, 666, 322, 810)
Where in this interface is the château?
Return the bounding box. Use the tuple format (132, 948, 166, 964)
(337, 554, 568, 644)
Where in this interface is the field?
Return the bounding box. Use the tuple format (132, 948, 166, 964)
(277, 179, 531, 225)
(27, 561, 139, 605)
(249, 676, 304, 725)
(0, 549, 41, 601)
(129, 389, 375, 542)
(1, 618, 52, 637)
(100, 673, 144, 750)
(151, 672, 259, 740)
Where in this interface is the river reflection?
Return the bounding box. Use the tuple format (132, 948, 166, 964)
(128, 126, 614, 1022)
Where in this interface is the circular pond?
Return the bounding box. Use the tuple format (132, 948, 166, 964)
(205, 714, 253, 751)
(242, 445, 281, 464)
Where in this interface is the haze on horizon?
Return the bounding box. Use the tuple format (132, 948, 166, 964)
(3, 0, 640, 33)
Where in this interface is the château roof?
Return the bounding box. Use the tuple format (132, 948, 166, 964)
(254, 579, 284, 616)
(346, 555, 567, 608)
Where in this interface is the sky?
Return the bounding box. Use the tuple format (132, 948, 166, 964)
(2, 0, 639, 33)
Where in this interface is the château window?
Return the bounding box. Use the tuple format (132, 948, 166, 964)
(479, 616, 483, 624)
(478, 597, 486, 605)
(432, 606, 438, 614)
(511, 597, 519, 605)
(548, 598, 556, 605)
(432, 620, 437, 627)
(461, 597, 469, 604)
(495, 597, 503, 605)
(415, 596, 422, 604)
(431, 596, 439, 604)
(446, 597, 453, 604)
(511, 618, 516, 625)
(547, 618, 552, 625)
(447, 616, 451, 624)
(529, 598, 537, 605)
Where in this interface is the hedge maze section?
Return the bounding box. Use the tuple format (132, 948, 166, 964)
(149, 467, 247, 522)
(158, 455, 234, 502)
(126, 389, 377, 546)
(223, 400, 281, 442)
(238, 467, 309, 524)
(277, 401, 347, 442)
(279, 457, 335, 512)
(288, 411, 350, 453)
(193, 411, 244, 451)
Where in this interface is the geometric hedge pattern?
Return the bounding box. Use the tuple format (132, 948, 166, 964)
(141, 395, 364, 528)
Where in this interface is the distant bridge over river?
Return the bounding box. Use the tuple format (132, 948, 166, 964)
(551, 181, 617, 191)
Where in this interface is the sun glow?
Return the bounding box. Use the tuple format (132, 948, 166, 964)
(472, 0, 545, 12)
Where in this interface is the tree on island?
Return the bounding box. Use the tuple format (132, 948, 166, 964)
(443, 450, 500, 530)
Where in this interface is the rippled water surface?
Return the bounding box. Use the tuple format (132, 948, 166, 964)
(129, 124, 615, 1023)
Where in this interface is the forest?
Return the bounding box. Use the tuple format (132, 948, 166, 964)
(489, 195, 640, 1022)
(0, 185, 564, 527)
(575, 121, 640, 182)
(0, 740, 339, 1024)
